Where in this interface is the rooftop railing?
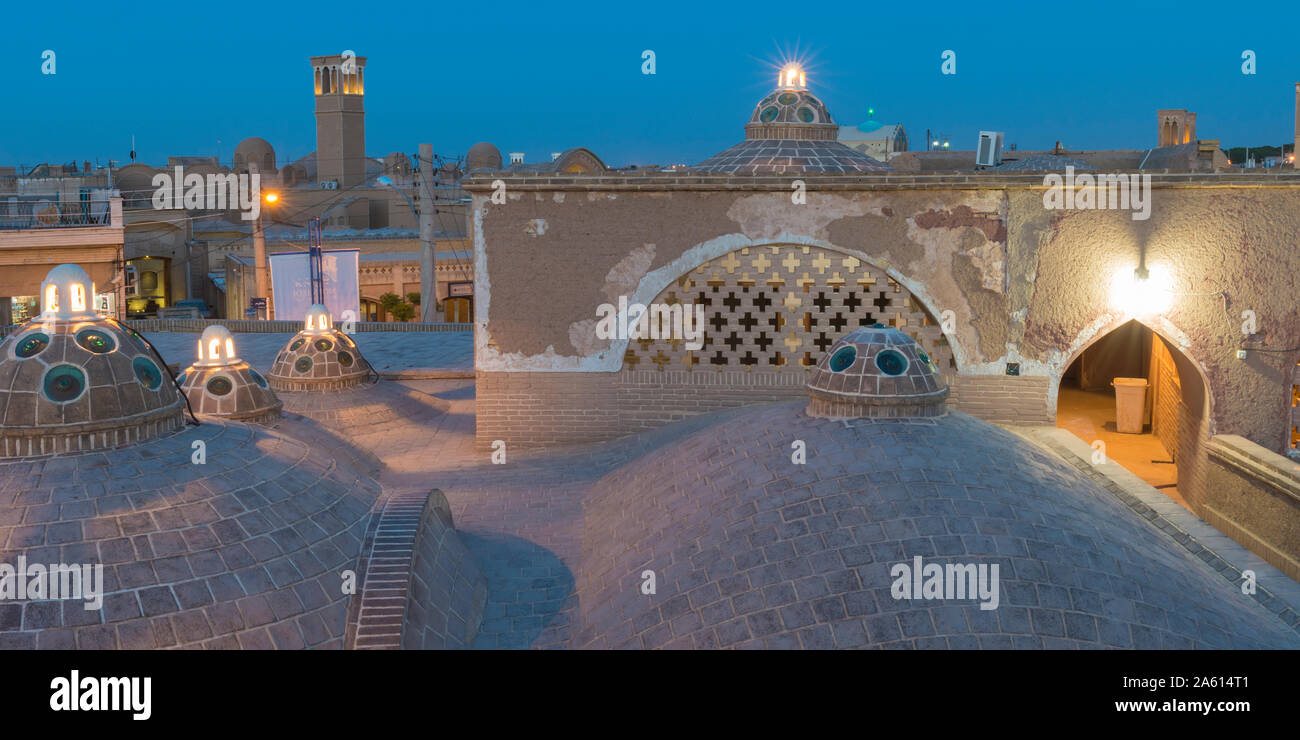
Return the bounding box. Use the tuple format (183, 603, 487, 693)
(0, 196, 122, 230)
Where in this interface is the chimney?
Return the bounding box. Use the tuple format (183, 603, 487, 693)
(509, 152, 524, 165)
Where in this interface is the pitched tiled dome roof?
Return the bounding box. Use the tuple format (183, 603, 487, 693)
(0, 265, 184, 457)
(693, 139, 891, 175)
(267, 305, 373, 391)
(694, 68, 891, 175)
(573, 402, 1300, 649)
(178, 326, 282, 423)
(806, 325, 948, 418)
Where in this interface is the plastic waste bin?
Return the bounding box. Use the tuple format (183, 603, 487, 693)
(1112, 377, 1147, 434)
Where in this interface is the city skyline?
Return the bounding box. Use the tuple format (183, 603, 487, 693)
(3, 0, 1299, 168)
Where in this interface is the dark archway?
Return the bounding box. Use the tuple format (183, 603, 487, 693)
(1056, 318, 1211, 512)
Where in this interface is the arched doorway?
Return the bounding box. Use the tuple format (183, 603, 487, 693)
(1056, 318, 1210, 511)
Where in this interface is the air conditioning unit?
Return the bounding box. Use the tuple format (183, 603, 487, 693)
(123, 264, 139, 296)
(976, 131, 1004, 167)
(319, 180, 339, 190)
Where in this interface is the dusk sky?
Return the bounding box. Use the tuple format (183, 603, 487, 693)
(3, 0, 1297, 169)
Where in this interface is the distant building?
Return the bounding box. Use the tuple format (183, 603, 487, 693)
(1158, 109, 1197, 147)
(0, 191, 124, 325)
(837, 121, 907, 162)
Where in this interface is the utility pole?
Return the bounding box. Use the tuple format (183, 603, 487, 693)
(418, 142, 436, 322)
(250, 162, 269, 319)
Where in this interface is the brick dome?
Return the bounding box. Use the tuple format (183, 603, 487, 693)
(805, 325, 948, 419)
(0, 265, 184, 457)
(178, 326, 282, 423)
(694, 69, 890, 175)
(466, 142, 503, 172)
(267, 305, 373, 391)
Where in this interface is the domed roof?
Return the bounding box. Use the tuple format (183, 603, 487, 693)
(0, 417, 383, 648)
(694, 66, 891, 175)
(178, 326, 282, 422)
(0, 265, 184, 457)
(745, 88, 836, 140)
(267, 305, 373, 391)
(234, 137, 276, 172)
(692, 139, 891, 175)
(466, 142, 503, 172)
(806, 325, 948, 418)
(573, 402, 1300, 649)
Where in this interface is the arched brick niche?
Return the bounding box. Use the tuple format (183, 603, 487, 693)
(621, 244, 955, 380)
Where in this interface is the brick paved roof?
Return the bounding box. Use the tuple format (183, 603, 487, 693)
(0, 419, 382, 649)
(572, 402, 1300, 648)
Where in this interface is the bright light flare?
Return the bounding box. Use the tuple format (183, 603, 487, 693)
(1110, 263, 1172, 316)
(264, 192, 279, 204)
(779, 63, 806, 89)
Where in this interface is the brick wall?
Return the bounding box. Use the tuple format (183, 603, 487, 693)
(478, 370, 1053, 448)
(947, 374, 1053, 425)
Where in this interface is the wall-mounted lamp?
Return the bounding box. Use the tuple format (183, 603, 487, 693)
(1111, 263, 1171, 316)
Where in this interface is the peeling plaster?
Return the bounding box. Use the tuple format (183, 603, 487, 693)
(599, 244, 657, 304)
(475, 222, 969, 373)
(726, 193, 880, 242)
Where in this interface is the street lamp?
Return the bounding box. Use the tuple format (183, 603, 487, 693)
(252, 190, 279, 319)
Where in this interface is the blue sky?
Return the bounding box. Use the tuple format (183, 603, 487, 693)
(2, 0, 1297, 169)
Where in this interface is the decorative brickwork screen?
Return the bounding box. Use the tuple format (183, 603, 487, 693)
(622, 245, 955, 378)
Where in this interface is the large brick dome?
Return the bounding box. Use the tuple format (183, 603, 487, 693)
(573, 402, 1300, 649)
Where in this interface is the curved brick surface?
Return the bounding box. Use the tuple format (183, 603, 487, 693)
(274, 380, 450, 462)
(399, 491, 486, 649)
(0, 319, 184, 457)
(574, 402, 1300, 649)
(0, 419, 381, 649)
(268, 328, 373, 391)
(179, 362, 282, 422)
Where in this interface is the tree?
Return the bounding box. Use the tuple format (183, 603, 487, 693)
(390, 302, 416, 322)
(406, 292, 421, 306)
(378, 292, 403, 313)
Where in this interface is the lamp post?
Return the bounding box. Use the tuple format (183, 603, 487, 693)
(252, 188, 278, 320)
